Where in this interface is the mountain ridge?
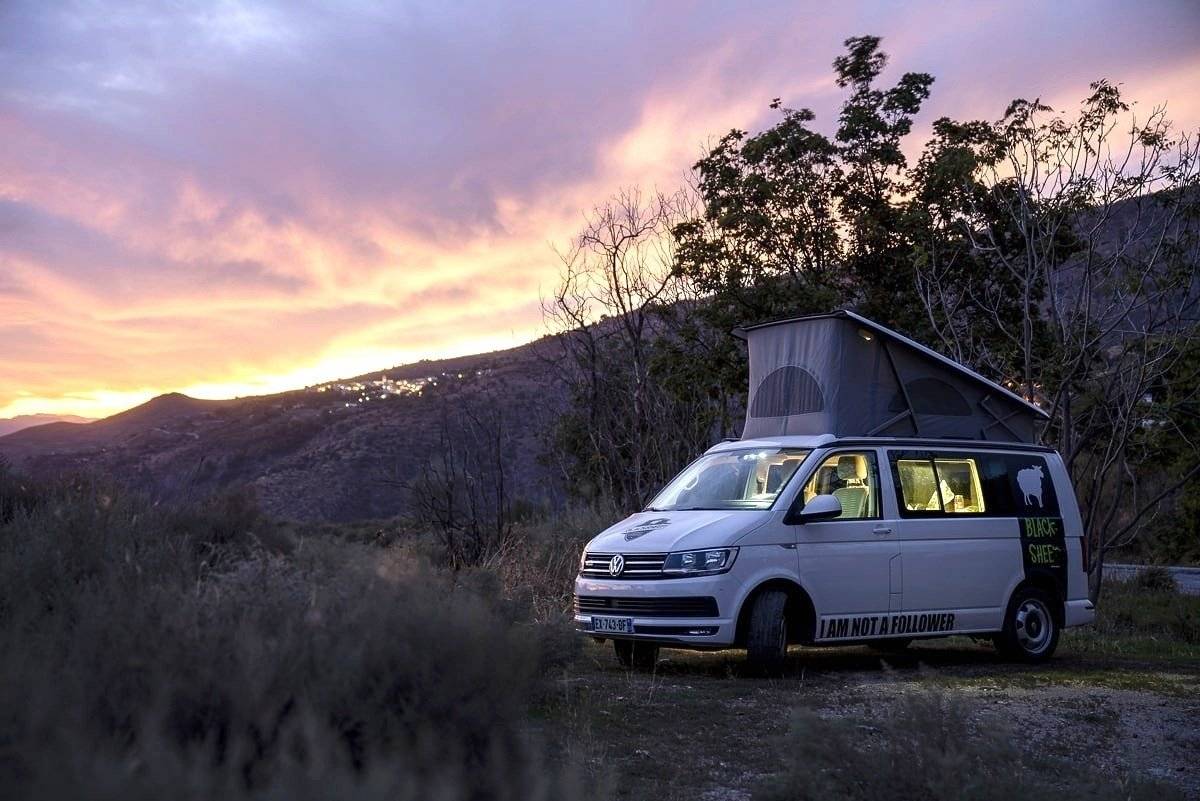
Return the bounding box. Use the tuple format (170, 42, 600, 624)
(0, 339, 567, 521)
(0, 413, 95, 438)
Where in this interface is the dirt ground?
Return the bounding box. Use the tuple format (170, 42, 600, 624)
(554, 636, 1200, 800)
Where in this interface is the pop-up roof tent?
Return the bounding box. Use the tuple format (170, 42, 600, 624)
(733, 310, 1049, 443)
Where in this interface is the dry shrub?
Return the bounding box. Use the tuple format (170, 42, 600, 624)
(0, 477, 594, 800)
(0, 456, 47, 524)
(483, 501, 623, 623)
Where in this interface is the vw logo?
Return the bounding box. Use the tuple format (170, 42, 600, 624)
(608, 554, 625, 577)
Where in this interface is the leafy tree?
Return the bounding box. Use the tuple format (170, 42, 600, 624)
(672, 36, 935, 419)
(832, 36, 934, 330)
(904, 115, 1055, 379)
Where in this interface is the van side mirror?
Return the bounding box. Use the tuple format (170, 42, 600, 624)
(784, 494, 842, 525)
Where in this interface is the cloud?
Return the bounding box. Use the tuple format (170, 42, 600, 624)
(1, 0, 1198, 417)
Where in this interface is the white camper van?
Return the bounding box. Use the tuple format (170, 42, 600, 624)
(574, 311, 1094, 670)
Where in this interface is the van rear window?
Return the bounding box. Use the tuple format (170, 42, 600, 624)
(895, 457, 985, 513)
(890, 451, 1059, 518)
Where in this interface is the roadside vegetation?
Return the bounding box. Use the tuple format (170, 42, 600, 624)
(1064, 570, 1200, 659)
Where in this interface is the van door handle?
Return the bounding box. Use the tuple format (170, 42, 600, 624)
(873, 526, 893, 536)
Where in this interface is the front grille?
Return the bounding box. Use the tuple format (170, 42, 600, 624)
(574, 595, 719, 618)
(581, 552, 668, 579)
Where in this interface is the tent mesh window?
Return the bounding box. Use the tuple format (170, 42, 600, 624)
(750, 366, 825, 418)
(888, 377, 971, 416)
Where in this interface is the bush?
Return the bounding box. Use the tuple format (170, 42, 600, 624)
(1092, 576, 1200, 645)
(0, 456, 46, 524)
(1133, 565, 1178, 593)
(756, 691, 1183, 801)
(483, 501, 623, 623)
(0, 477, 591, 800)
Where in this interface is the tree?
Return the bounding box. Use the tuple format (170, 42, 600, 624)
(672, 36, 935, 414)
(1132, 336, 1200, 565)
(910, 82, 1200, 598)
(404, 396, 515, 568)
(542, 189, 722, 509)
(832, 36, 934, 329)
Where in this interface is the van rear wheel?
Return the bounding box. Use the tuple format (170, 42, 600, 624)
(745, 589, 789, 672)
(994, 587, 1059, 663)
(613, 640, 659, 671)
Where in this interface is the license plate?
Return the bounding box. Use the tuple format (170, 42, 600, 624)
(592, 616, 633, 634)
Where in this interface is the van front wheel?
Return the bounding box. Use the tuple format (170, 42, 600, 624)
(994, 587, 1059, 663)
(745, 589, 789, 672)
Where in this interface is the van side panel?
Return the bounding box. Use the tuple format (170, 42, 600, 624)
(885, 446, 1094, 633)
(893, 517, 1021, 630)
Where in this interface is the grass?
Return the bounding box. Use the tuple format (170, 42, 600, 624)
(1063, 575, 1200, 660)
(0, 474, 596, 800)
(925, 661, 1200, 697)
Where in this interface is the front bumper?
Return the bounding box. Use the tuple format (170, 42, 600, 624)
(573, 572, 740, 647)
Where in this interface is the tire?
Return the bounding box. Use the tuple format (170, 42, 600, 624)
(745, 589, 789, 672)
(613, 639, 659, 671)
(994, 587, 1060, 663)
(868, 637, 912, 653)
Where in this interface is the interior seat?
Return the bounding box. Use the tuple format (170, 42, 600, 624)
(831, 455, 870, 518)
(765, 463, 785, 494)
(765, 458, 803, 495)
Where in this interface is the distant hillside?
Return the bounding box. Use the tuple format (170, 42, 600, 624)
(0, 340, 569, 522)
(0, 413, 95, 438)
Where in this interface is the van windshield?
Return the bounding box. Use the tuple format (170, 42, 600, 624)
(646, 448, 811, 511)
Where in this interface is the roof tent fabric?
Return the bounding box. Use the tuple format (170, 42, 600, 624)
(735, 310, 1048, 443)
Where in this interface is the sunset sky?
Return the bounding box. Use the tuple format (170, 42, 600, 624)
(3, 1, 1199, 420)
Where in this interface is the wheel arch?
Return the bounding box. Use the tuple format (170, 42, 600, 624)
(735, 578, 816, 646)
(1008, 574, 1065, 626)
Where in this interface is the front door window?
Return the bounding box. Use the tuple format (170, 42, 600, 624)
(801, 452, 880, 519)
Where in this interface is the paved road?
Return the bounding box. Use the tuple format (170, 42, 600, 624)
(1104, 563, 1200, 595)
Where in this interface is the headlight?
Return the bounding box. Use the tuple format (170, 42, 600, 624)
(662, 548, 738, 576)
